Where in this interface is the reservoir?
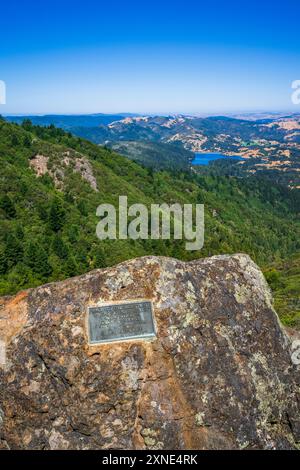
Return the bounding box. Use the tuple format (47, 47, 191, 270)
(192, 152, 243, 166)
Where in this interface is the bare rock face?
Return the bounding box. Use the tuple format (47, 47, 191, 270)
(0, 254, 299, 450)
(29, 150, 98, 192)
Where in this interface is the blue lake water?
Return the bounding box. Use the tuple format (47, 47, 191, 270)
(192, 153, 243, 166)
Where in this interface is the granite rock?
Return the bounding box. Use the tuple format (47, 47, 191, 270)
(0, 254, 299, 450)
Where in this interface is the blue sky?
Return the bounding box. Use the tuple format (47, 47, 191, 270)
(1, 0, 300, 114)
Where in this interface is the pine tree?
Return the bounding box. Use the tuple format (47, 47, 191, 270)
(64, 256, 78, 277)
(11, 134, 20, 146)
(0, 246, 8, 274)
(34, 246, 52, 277)
(94, 247, 106, 268)
(77, 199, 88, 216)
(49, 197, 65, 232)
(67, 225, 79, 243)
(51, 235, 69, 259)
(15, 224, 24, 240)
(21, 119, 33, 131)
(5, 234, 23, 268)
(23, 135, 31, 147)
(0, 195, 16, 219)
(24, 241, 52, 277)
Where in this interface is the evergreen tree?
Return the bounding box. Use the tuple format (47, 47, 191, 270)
(77, 199, 88, 216)
(23, 135, 31, 147)
(51, 235, 69, 259)
(0, 195, 16, 219)
(5, 234, 23, 268)
(21, 119, 33, 131)
(94, 247, 106, 268)
(24, 241, 52, 277)
(11, 134, 20, 146)
(49, 197, 65, 232)
(64, 256, 78, 277)
(67, 225, 79, 243)
(34, 246, 52, 277)
(0, 246, 8, 275)
(15, 224, 24, 240)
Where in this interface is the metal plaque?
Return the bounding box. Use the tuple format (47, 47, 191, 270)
(88, 301, 156, 344)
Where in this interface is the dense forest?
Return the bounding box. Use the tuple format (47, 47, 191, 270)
(264, 255, 300, 328)
(108, 140, 193, 170)
(0, 117, 299, 326)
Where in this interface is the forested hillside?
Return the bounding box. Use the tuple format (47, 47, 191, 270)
(0, 118, 299, 327)
(7, 114, 300, 188)
(264, 255, 300, 328)
(108, 140, 193, 170)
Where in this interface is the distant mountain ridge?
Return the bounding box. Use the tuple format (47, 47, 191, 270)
(6, 113, 128, 129)
(5, 113, 300, 188)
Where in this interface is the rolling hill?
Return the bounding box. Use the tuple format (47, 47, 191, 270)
(6, 113, 300, 188)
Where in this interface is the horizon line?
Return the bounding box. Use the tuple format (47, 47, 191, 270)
(2, 110, 299, 118)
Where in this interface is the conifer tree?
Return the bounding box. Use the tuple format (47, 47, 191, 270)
(49, 197, 65, 232)
(51, 235, 69, 259)
(0, 246, 8, 274)
(24, 241, 52, 277)
(64, 256, 78, 277)
(0, 195, 16, 219)
(5, 234, 23, 267)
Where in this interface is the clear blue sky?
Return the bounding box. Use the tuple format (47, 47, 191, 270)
(1, 0, 300, 114)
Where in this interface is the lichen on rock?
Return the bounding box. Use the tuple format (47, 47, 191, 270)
(0, 254, 299, 450)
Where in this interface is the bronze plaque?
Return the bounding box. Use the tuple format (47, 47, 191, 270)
(88, 301, 156, 344)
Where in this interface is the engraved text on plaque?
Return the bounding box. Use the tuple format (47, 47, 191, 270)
(88, 301, 156, 344)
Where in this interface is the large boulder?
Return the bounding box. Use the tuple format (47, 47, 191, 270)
(0, 254, 299, 450)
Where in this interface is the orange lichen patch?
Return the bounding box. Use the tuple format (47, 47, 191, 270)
(0, 290, 29, 344)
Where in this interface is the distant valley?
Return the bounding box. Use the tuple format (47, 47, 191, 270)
(6, 113, 300, 188)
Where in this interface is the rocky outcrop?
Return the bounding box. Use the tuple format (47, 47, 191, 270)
(29, 149, 98, 191)
(0, 254, 299, 450)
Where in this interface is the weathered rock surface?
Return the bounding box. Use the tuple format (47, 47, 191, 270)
(0, 254, 299, 450)
(29, 150, 98, 192)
